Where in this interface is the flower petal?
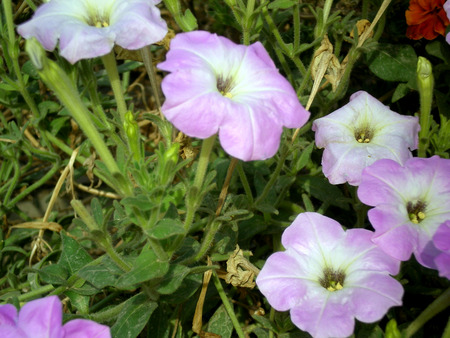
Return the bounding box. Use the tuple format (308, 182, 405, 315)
(63, 319, 111, 338)
(17, 296, 63, 338)
(290, 291, 355, 338)
(0, 304, 17, 326)
(345, 272, 403, 322)
(255, 251, 313, 311)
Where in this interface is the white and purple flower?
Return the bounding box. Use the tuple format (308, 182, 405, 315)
(432, 221, 450, 279)
(17, 0, 167, 64)
(0, 296, 110, 337)
(358, 156, 450, 269)
(312, 91, 420, 186)
(445, 1, 450, 44)
(256, 212, 403, 338)
(158, 31, 310, 161)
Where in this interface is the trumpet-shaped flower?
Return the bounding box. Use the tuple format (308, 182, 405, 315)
(432, 221, 450, 279)
(445, 1, 450, 43)
(17, 0, 167, 64)
(256, 212, 403, 338)
(312, 91, 419, 186)
(158, 31, 310, 161)
(358, 156, 450, 269)
(0, 296, 110, 338)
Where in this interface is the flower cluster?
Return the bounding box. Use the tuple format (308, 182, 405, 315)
(17, 0, 168, 64)
(312, 91, 419, 186)
(158, 31, 310, 161)
(0, 296, 110, 337)
(256, 212, 404, 338)
(405, 0, 450, 40)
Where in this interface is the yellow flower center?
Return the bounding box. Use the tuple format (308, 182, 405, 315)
(407, 200, 427, 224)
(320, 267, 345, 292)
(217, 75, 234, 99)
(354, 126, 374, 143)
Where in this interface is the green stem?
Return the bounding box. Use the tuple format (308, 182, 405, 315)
(293, 4, 301, 52)
(140, 46, 162, 111)
(71, 199, 132, 272)
(236, 162, 253, 204)
(184, 135, 217, 232)
(362, 0, 369, 19)
(193, 220, 222, 263)
(405, 287, 450, 338)
(88, 301, 126, 323)
(3, 0, 41, 120)
(101, 51, 128, 125)
(26, 40, 128, 194)
(255, 150, 288, 205)
(212, 271, 245, 338)
(18, 284, 55, 302)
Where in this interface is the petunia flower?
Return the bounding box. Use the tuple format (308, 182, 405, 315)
(405, 0, 450, 40)
(17, 0, 168, 64)
(0, 296, 110, 338)
(256, 212, 403, 338)
(358, 156, 450, 269)
(432, 221, 450, 279)
(445, 0, 450, 43)
(157, 31, 310, 161)
(312, 91, 419, 186)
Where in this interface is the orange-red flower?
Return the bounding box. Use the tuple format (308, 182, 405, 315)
(406, 0, 450, 40)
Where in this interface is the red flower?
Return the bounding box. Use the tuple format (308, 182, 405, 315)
(406, 0, 450, 40)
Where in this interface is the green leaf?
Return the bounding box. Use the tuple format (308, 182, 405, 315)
(58, 233, 93, 275)
(366, 44, 417, 82)
(77, 255, 123, 289)
(111, 293, 158, 338)
(268, 0, 297, 9)
(160, 273, 202, 304)
(38, 101, 60, 117)
(91, 198, 104, 227)
(146, 218, 185, 240)
(207, 304, 233, 338)
(36, 264, 69, 285)
(65, 290, 90, 314)
(116, 245, 169, 288)
(293, 142, 314, 173)
(156, 264, 190, 294)
(298, 176, 349, 209)
(426, 40, 450, 63)
(392, 83, 411, 102)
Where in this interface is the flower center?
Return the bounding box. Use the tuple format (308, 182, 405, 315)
(319, 267, 345, 292)
(354, 126, 374, 143)
(407, 200, 427, 224)
(217, 75, 234, 99)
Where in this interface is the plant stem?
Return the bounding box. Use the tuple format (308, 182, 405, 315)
(236, 162, 253, 204)
(255, 150, 288, 205)
(212, 271, 245, 338)
(184, 135, 217, 232)
(18, 284, 55, 302)
(101, 51, 127, 125)
(140, 46, 162, 112)
(405, 287, 450, 338)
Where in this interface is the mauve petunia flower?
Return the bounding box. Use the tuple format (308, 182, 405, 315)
(312, 91, 420, 186)
(0, 296, 110, 338)
(433, 221, 450, 279)
(17, 0, 167, 64)
(358, 156, 450, 269)
(445, 1, 450, 43)
(158, 31, 310, 161)
(256, 212, 403, 338)
(405, 0, 449, 40)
